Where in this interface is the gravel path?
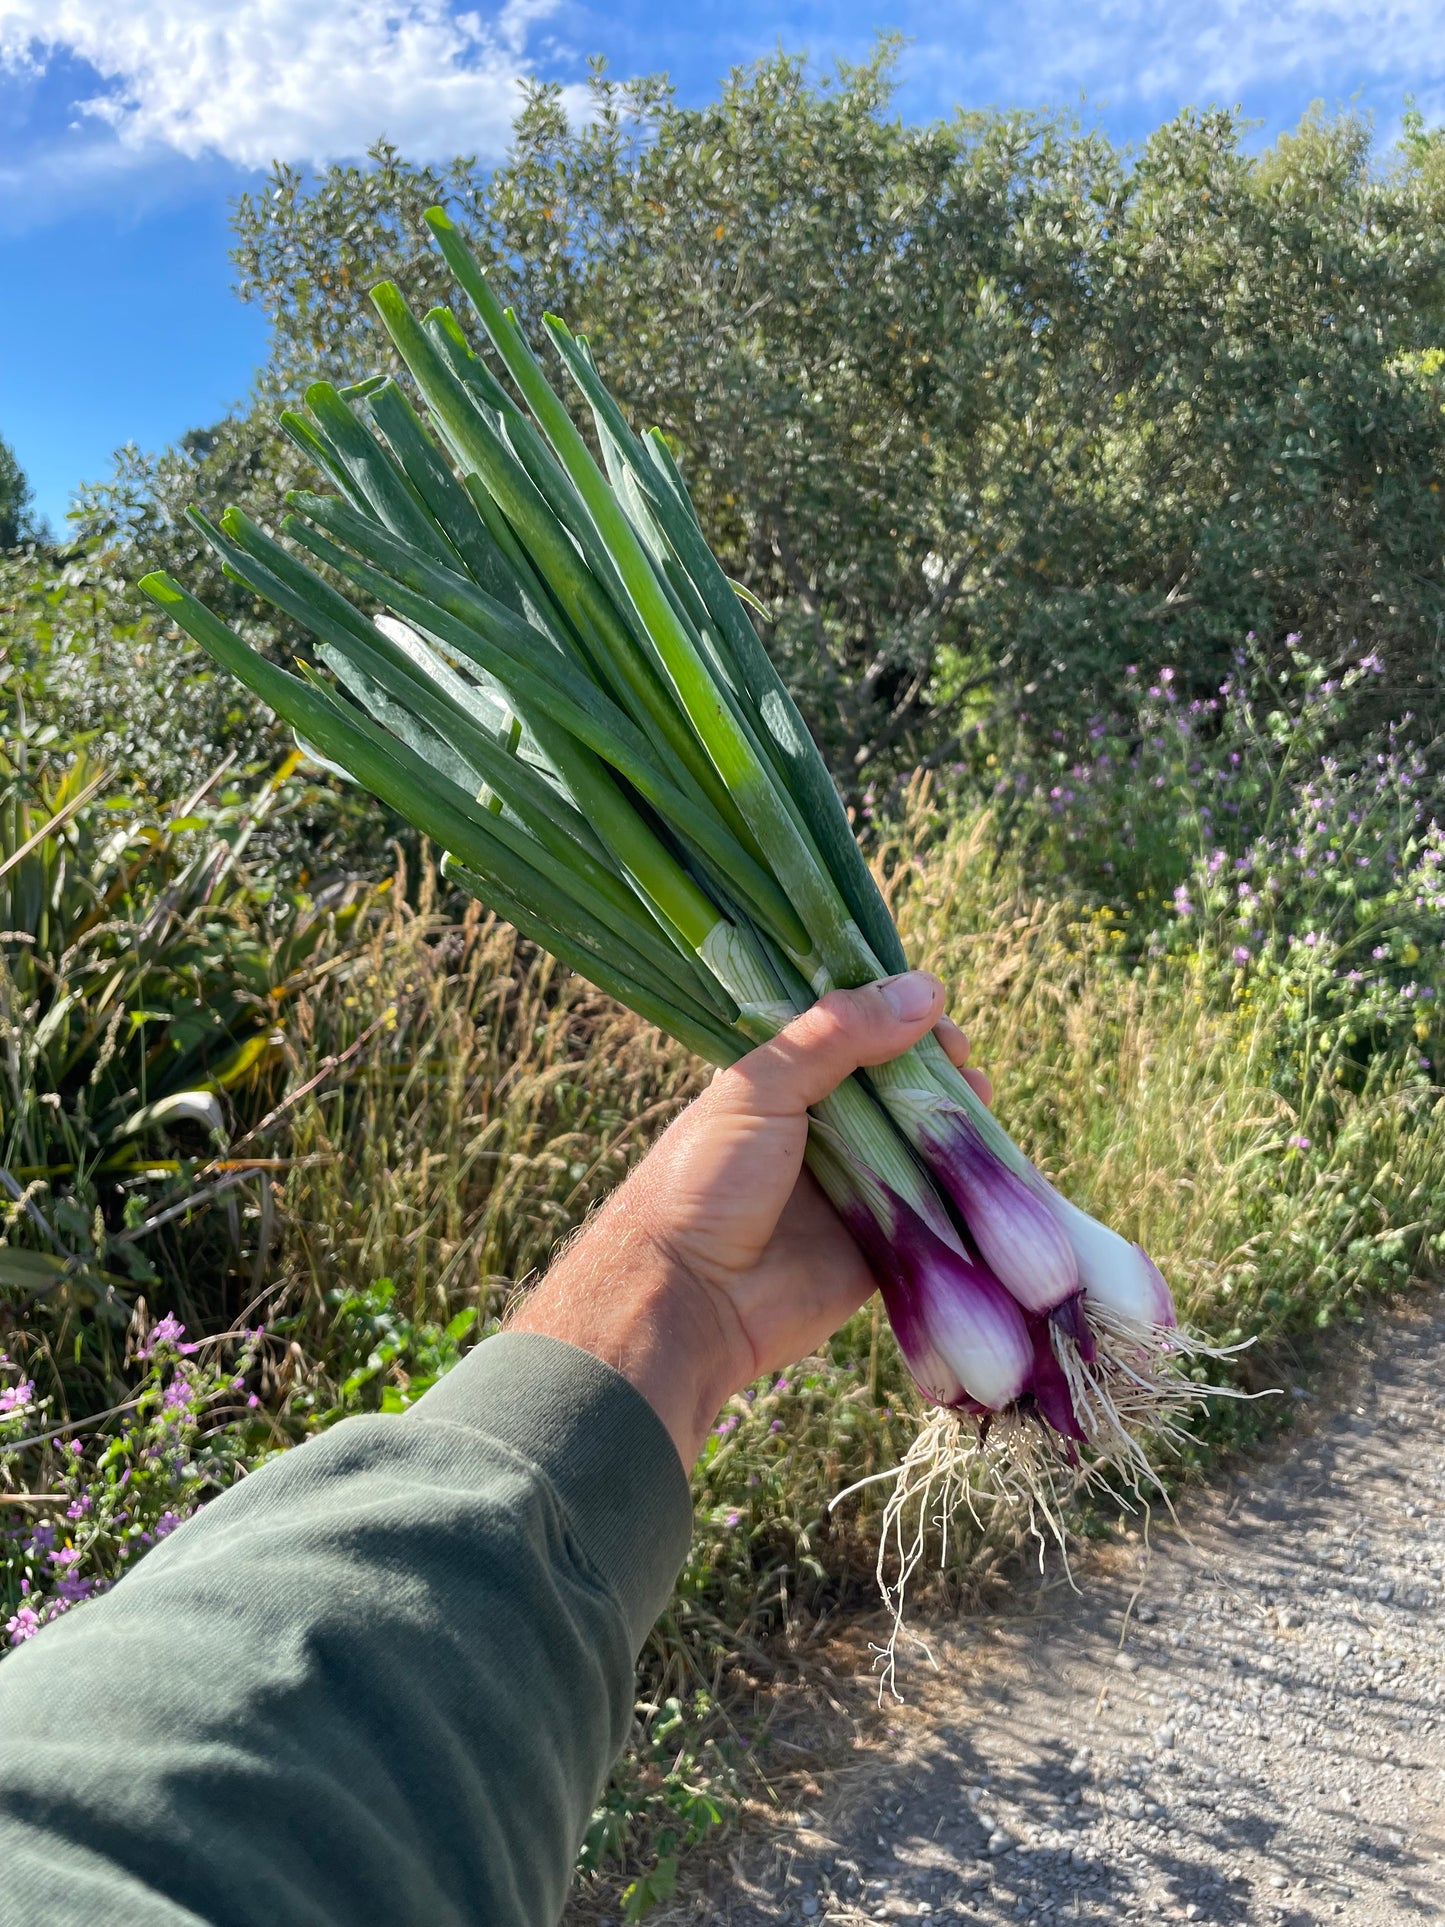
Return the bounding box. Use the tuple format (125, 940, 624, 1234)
(660, 1297, 1445, 1926)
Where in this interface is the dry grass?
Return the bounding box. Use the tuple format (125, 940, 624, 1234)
(269, 855, 706, 1360)
(256, 795, 1445, 1628)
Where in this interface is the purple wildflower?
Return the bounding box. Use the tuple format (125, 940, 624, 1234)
(5, 1605, 41, 1645)
(162, 1374, 195, 1412)
(0, 1378, 35, 1417)
(137, 1314, 199, 1361)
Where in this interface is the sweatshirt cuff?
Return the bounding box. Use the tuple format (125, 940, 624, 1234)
(404, 1330, 693, 1652)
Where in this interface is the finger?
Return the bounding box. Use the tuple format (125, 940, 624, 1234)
(723, 972, 946, 1114)
(934, 1013, 971, 1068)
(963, 1064, 993, 1107)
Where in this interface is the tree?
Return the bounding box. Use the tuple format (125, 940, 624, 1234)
(0, 436, 43, 551)
(88, 50, 1445, 783)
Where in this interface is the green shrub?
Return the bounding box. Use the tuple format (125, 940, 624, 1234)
(83, 54, 1445, 782)
(0, 728, 369, 1415)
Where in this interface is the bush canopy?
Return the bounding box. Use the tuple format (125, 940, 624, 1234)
(78, 49, 1445, 784)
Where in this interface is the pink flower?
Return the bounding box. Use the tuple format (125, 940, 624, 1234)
(163, 1374, 195, 1412)
(0, 1378, 34, 1417)
(138, 1314, 200, 1360)
(5, 1605, 41, 1645)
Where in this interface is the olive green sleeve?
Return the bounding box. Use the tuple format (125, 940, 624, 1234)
(0, 1331, 694, 1927)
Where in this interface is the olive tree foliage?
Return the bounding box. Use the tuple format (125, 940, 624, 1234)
(83, 52, 1445, 780)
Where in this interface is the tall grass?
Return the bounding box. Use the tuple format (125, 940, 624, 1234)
(887, 779, 1445, 1374)
(268, 856, 704, 1376)
(237, 782, 1445, 1617)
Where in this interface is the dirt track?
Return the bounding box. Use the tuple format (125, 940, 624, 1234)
(656, 1297, 1445, 1926)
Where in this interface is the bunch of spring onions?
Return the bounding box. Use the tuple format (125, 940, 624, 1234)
(142, 208, 1212, 1521)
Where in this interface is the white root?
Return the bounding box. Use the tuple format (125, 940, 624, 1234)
(841, 1318, 1269, 1702)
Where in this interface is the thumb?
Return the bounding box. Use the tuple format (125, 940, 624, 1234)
(723, 972, 946, 1114)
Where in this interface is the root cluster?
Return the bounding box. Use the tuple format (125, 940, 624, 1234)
(837, 1318, 1259, 1701)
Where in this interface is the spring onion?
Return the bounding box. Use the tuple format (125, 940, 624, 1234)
(141, 207, 1220, 1529)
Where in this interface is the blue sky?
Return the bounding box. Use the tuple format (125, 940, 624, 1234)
(2, 0, 1442, 533)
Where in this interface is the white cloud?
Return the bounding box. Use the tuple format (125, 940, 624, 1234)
(974, 0, 1445, 106)
(0, 0, 576, 169)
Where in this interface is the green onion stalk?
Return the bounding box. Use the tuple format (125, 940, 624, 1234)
(142, 210, 1222, 1521)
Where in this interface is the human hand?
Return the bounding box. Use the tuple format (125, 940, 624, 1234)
(511, 974, 989, 1466)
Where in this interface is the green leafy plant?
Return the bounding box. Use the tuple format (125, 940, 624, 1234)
(0, 731, 369, 1410)
(1, 1312, 264, 1646)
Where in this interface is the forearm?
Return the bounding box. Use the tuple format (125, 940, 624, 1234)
(512, 1200, 744, 1468)
(0, 1334, 692, 1927)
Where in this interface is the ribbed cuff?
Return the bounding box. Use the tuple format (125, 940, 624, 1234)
(404, 1330, 693, 1652)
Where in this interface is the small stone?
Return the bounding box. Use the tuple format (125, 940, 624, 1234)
(1276, 1607, 1297, 1630)
(801, 1902, 819, 1919)
(1333, 1639, 1351, 1658)
(1114, 1652, 1139, 1673)
(1153, 1724, 1176, 1749)
(1136, 1603, 1158, 1623)
(1268, 1873, 1289, 1890)
(987, 1830, 1015, 1855)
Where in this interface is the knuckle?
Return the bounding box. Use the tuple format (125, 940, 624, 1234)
(807, 987, 868, 1040)
(810, 987, 855, 1024)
